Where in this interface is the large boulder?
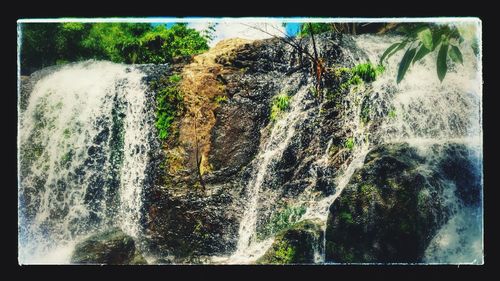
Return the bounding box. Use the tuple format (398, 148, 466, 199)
(325, 143, 481, 263)
(71, 227, 147, 265)
(257, 220, 323, 264)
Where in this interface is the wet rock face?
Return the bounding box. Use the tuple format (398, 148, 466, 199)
(209, 33, 352, 185)
(325, 143, 482, 263)
(145, 33, 364, 261)
(144, 187, 240, 261)
(71, 227, 146, 264)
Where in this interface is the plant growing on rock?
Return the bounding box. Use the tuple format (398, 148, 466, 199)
(153, 74, 184, 141)
(270, 92, 291, 121)
(344, 137, 355, 151)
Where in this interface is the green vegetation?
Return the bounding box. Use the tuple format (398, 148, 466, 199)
(360, 104, 371, 124)
(344, 137, 355, 151)
(214, 95, 228, 105)
(270, 92, 291, 121)
(388, 108, 397, 119)
(257, 205, 306, 240)
(379, 23, 469, 83)
(273, 240, 296, 263)
(351, 63, 385, 83)
(20, 23, 209, 74)
(360, 184, 377, 196)
(151, 74, 184, 141)
(339, 211, 354, 224)
(298, 23, 332, 37)
(329, 63, 384, 102)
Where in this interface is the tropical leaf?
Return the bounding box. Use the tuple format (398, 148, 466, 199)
(449, 45, 463, 65)
(397, 47, 417, 83)
(413, 44, 431, 64)
(386, 41, 408, 63)
(437, 42, 449, 82)
(418, 27, 433, 50)
(380, 42, 400, 64)
(432, 30, 444, 51)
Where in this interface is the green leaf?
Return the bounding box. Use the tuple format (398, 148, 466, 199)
(432, 30, 444, 51)
(471, 39, 479, 56)
(380, 43, 400, 64)
(437, 42, 449, 82)
(413, 45, 431, 64)
(397, 47, 417, 84)
(449, 45, 463, 65)
(418, 28, 433, 50)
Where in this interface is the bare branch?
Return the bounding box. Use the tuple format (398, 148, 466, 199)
(240, 23, 316, 62)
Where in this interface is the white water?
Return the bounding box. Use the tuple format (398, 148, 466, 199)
(18, 61, 153, 264)
(227, 30, 482, 264)
(228, 85, 315, 264)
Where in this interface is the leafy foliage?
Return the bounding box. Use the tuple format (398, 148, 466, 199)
(298, 23, 332, 37)
(270, 92, 291, 121)
(150, 74, 184, 141)
(20, 23, 209, 73)
(351, 63, 385, 83)
(330, 63, 384, 100)
(273, 240, 296, 263)
(379, 23, 469, 83)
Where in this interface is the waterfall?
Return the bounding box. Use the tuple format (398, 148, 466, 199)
(228, 84, 316, 264)
(227, 31, 481, 263)
(18, 61, 155, 264)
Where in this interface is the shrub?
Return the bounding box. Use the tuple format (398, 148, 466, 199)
(151, 74, 184, 141)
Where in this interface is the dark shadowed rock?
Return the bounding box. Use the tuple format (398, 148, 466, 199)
(144, 187, 240, 262)
(325, 143, 482, 263)
(71, 227, 147, 265)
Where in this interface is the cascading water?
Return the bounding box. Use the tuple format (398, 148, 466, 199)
(228, 84, 316, 264)
(227, 29, 481, 264)
(18, 61, 155, 264)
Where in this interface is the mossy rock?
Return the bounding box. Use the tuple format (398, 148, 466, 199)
(256, 220, 323, 264)
(325, 143, 482, 263)
(70, 227, 147, 265)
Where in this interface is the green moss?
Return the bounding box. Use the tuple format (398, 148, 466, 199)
(388, 108, 397, 119)
(360, 106, 371, 124)
(273, 241, 296, 263)
(339, 211, 354, 224)
(214, 95, 228, 105)
(400, 221, 411, 234)
(386, 178, 399, 190)
(270, 92, 291, 121)
(360, 184, 377, 196)
(257, 205, 306, 240)
(257, 239, 297, 264)
(60, 150, 74, 166)
(63, 128, 71, 139)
